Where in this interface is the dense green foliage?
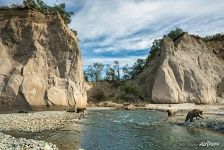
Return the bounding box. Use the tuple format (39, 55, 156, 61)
(146, 27, 184, 63)
(121, 82, 140, 96)
(85, 62, 104, 82)
(201, 33, 224, 41)
(167, 27, 184, 41)
(115, 82, 142, 102)
(146, 39, 161, 63)
(84, 59, 146, 82)
(129, 59, 146, 78)
(22, 0, 74, 24)
(0, 0, 73, 24)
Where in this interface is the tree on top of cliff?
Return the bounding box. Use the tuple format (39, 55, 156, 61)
(146, 27, 184, 63)
(23, 0, 74, 24)
(146, 39, 161, 63)
(167, 27, 184, 41)
(129, 59, 146, 78)
(202, 33, 224, 41)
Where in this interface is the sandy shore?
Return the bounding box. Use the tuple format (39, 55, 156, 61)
(0, 111, 81, 150)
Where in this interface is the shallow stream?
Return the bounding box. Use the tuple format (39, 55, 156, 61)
(6, 109, 224, 150)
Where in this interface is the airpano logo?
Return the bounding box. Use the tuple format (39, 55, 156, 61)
(199, 141, 220, 147)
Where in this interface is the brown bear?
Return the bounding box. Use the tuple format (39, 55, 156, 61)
(77, 108, 86, 113)
(185, 109, 203, 122)
(66, 108, 86, 113)
(67, 107, 86, 119)
(77, 108, 86, 119)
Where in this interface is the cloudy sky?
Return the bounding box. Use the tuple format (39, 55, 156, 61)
(1, 0, 224, 68)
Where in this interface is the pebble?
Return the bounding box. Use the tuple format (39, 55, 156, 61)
(0, 132, 58, 150)
(0, 111, 77, 132)
(0, 111, 79, 150)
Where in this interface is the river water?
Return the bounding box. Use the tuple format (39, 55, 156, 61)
(6, 109, 224, 150)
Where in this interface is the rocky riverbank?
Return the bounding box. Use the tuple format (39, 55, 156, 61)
(0, 111, 80, 149)
(0, 111, 79, 132)
(88, 100, 146, 109)
(0, 132, 57, 150)
(89, 102, 224, 133)
(167, 111, 224, 133)
(144, 103, 224, 133)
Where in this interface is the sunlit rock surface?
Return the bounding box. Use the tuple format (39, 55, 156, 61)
(0, 8, 87, 109)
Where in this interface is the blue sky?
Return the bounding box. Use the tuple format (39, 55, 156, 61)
(1, 0, 224, 68)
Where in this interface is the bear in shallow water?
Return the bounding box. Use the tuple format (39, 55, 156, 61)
(185, 109, 203, 122)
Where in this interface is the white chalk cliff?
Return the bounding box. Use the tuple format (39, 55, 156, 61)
(135, 33, 224, 104)
(0, 8, 87, 109)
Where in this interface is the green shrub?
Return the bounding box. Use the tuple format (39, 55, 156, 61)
(201, 33, 224, 41)
(23, 0, 74, 24)
(167, 27, 184, 41)
(130, 59, 146, 78)
(146, 28, 184, 64)
(91, 89, 106, 101)
(121, 82, 140, 97)
(71, 29, 77, 36)
(146, 39, 161, 63)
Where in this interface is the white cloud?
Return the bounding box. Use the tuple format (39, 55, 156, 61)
(93, 38, 154, 53)
(1, 0, 224, 66)
(83, 55, 147, 67)
(70, 0, 224, 52)
(0, 0, 22, 5)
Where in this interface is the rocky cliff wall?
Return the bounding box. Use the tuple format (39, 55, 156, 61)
(135, 33, 224, 104)
(0, 8, 87, 109)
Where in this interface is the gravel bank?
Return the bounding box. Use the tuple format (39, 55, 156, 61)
(167, 113, 224, 133)
(91, 103, 224, 133)
(0, 132, 57, 150)
(0, 111, 78, 132)
(0, 111, 80, 150)
(142, 103, 224, 133)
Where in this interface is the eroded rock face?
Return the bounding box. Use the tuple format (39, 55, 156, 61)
(0, 8, 87, 109)
(135, 33, 224, 104)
